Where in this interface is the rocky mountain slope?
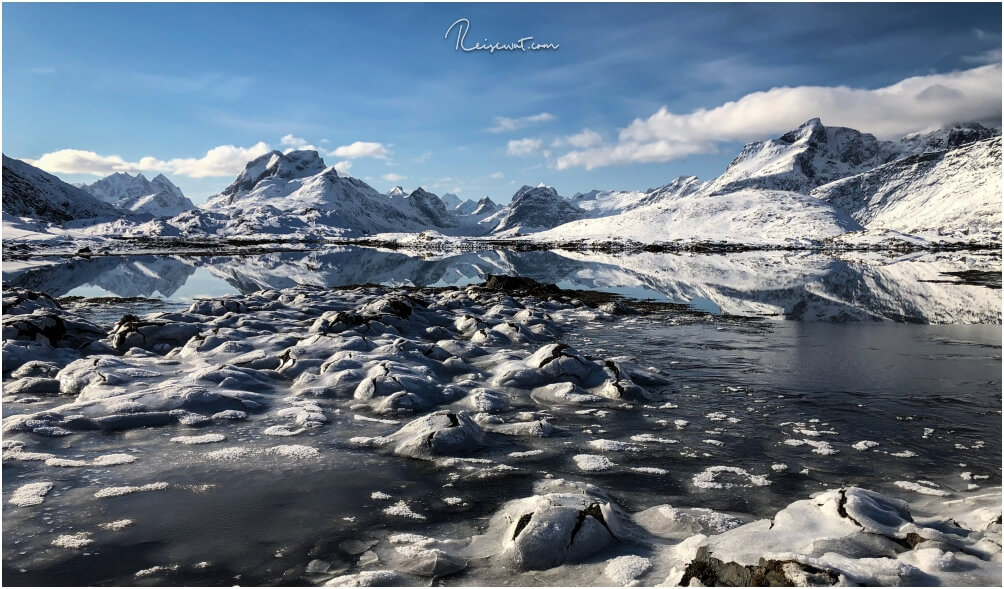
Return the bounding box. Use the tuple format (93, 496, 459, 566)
(812, 136, 1001, 241)
(485, 185, 586, 236)
(2, 155, 121, 223)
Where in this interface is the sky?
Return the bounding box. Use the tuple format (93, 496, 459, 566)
(3, 2, 1002, 204)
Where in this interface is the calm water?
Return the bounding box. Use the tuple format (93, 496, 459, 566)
(2, 246, 1001, 585)
(3, 246, 1000, 324)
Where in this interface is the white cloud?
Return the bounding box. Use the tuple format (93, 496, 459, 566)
(556, 64, 1002, 170)
(507, 138, 543, 156)
(383, 172, 406, 182)
(164, 143, 272, 177)
(331, 141, 389, 159)
(280, 134, 308, 148)
(489, 112, 555, 133)
(490, 171, 504, 179)
(333, 160, 353, 174)
(414, 151, 433, 164)
(553, 128, 603, 149)
(27, 142, 272, 178)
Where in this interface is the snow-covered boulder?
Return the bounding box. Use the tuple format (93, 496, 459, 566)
(468, 479, 624, 571)
(106, 314, 200, 354)
(382, 410, 486, 460)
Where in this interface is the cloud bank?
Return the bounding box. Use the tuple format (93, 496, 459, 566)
(556, 64, 1002, 170)
(28, 143, 272, 178)
(27, 135, 393, 178)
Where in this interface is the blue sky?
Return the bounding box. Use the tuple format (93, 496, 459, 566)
(4, 2, 1001, 203)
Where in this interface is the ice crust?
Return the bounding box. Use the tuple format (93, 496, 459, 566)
(2, 282, 1000, 586)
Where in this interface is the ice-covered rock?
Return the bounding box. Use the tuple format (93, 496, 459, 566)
(106, 314, 200, 353)
(380, 410, 486, 460)
(493, 343, 646, 400)
(468, 479, 624, 571)
(673, 486, 1002, 586)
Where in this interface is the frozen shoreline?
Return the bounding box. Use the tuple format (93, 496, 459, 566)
(3, 278, 1001, 585)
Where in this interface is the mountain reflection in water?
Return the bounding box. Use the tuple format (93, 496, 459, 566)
(3, 247, 1000, 324)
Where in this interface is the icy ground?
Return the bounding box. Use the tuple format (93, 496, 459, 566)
(2, 280, 1001, 586)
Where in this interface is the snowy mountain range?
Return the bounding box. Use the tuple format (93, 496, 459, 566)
(532, 120, 1000, 245)
(78, 172, 195, 218)
(3, 119, 1000, 247)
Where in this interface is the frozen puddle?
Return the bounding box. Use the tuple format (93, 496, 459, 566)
(2, 281, 1001, 586)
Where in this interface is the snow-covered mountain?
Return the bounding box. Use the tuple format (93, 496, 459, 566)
(2, 155, 121, 223)
(386, 186, 409, 199)
(571, 176, 705, 218)
(440, 192, 462, 210)
(197, 150, 467, 237)
(812, 136, 1002, 241)
(396, 187, 459, 228)
(530, 119, 1000, 246)
(702, 118, 905, 196)
(471, 196, 501, 217)
(898, 122, 1000, 156)
(533, 189, 862, 246)
(80, 172, 195, 217)
(3, 119, 998, 247)
(485, 185, 586, 235)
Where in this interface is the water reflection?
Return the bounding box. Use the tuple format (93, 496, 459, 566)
(2, 247, 999, 324)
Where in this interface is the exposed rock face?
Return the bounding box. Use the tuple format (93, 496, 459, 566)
(2, 155, 121, 223)
(402, 188, 459, 228)
(680, 547, 840, 586)
(898, 122, 1000, 155)
(471, 196, 500, 216)
(489, 185, 585, 234)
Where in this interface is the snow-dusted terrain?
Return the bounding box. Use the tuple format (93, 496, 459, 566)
(3, 119, 1000, 250)
(533, 188, 864, 247)
(2, 117, 1000, 586)
(79, 172, 195, 218)
(2, 278, 1000, 585)
(812, 137, 1002, 241)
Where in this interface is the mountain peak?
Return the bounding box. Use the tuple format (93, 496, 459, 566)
(708, 119, 901, 194)
(492, 184, 581, 234)
(386, 185, 408, 197)
(221, 150, 327, 197)
(513, 184, 559, 202)
(78, 168, 193, 218)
